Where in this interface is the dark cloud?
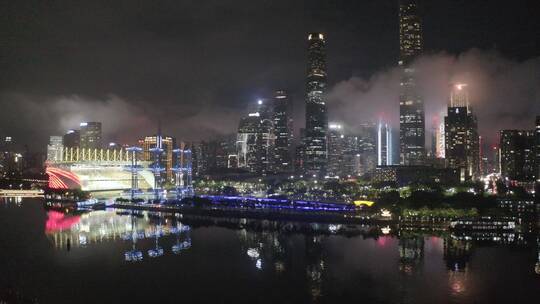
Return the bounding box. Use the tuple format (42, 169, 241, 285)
(328, 49, 540, 146)
(0, 1, 538, 151)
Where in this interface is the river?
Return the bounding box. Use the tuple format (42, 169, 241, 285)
(1, 197, 539, 303)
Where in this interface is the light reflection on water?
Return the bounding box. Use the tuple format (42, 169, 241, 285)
(1, 197, 539, 304)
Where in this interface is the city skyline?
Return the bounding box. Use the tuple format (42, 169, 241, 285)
(0, 1, 539, 152)
(1, 3, 540, 303)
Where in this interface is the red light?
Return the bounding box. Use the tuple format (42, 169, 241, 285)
(46, 167, 81, 189)
(45, 211, 81, 232)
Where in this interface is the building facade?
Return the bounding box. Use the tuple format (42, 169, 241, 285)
(63, 130, 80, 148)
(236, 100, 275, 174)
(378, 120, 393, 166)
(304, 32, 328, 176)
(500, 130, 536, 182)
(47, 136, 64, 162)
(79, 122, 102, 149)
(536, 116, 540, 181)
(444, 84, 480, 181)
(140, 135, 175, 183)
(358, 123, 377, 176)
(326, 123, 344, 177)
(398, 0, 425, 165)
(273, 90, 293, 173)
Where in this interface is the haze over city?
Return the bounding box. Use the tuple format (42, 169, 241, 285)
(1, 1, 540, 304)
(1, 0, 538, 149)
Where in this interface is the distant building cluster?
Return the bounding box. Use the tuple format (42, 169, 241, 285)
(44, 122, 194, 195)
(0, 136, 45, 179)
(32, 0, 540, 191)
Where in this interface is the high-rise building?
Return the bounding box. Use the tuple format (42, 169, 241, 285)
(377, 120, 393, 166)
(216, 137, 236, 170)
(398, 0, 425, 165)
(192, 138, 234, 175)
(0, 136, 22, 176)
(80, 122, 102, 149)
(444, 84, 480, 181)
(2, 136, 14, 152)
(192, 141, 207, 177)
(236, 100, 275, 174)
(327, 123, 344, 177)
(500, 130, 536, 182)
(435, 119, 445, 158)
(488, 145, 500, 174)
(341, 135, 361, 177)
(237, 115, 259, 172)
(273, 90, 293, 172)
(536, 116, 540, 181)
(140, 135, 175, 182)
(63, 130, 80, 148)
(304, 32, 328, 176)
(47, 136, 64, 162)
(358, 123, 377, 175)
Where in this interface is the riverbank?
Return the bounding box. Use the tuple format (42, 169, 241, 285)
(111, 201, 384, 224)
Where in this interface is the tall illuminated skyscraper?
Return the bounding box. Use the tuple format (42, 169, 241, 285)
(327, 123, 344, 177)
(273, 90, 292, 172)
(398, 0, 425, 165)
(435, 118, 445, 158)
(378, 121, 392, 166)
(236, 100, 275, 174)
(304, 32, 328, 175)
(445, 84, 480, 181)
(536, 116, 540, 180)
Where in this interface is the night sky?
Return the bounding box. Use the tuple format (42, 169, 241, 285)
(1, 0, 538, 150)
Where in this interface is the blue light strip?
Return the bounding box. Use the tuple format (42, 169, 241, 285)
(198, 195, 356, 212)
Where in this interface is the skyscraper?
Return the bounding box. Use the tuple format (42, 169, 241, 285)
(357, 123, 378, 175)
(444, 84, 480, 181)
(398, 0, 425, 165)
(342, 135, 361, 177)
(500, 130, 536, 182)
(140, 135, 175, 182)
(80, 122, 102, 149)
(304, 32, 328, 176)
(63, 130, 80, 148)
(273, 90, 292, 173)
(377, 120, 393, 166)
(47, 136, 64, 162)
(236, 100, 275, 174)
(536, 116, 540, 181)
(327, 123, 344, 177)
(435, 118, 445, 158)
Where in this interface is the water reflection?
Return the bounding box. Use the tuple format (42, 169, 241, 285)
(44, 208, 539, 268)
(536, 236, 540, 275)
(45, 209, 192, 259)
(40, 206, 540, 303)
(398, 234, 424, 274)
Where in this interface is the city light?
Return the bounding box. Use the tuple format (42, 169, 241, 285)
(1, 1, 539, 302)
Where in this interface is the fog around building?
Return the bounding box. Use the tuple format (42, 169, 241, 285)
(1, 48, 538, 150)
(328, 49, 540, 146)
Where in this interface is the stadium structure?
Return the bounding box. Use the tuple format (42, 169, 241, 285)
(45, 147, 155, 192)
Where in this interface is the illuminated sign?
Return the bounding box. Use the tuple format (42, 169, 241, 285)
(353, 200, 375, 207)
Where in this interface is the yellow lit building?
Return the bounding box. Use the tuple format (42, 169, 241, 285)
(139, 136, 175, 181)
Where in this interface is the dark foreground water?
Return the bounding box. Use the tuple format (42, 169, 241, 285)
(1, 198, 539, 303)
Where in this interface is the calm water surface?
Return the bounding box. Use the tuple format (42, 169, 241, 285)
(1, 198, 539, 303)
